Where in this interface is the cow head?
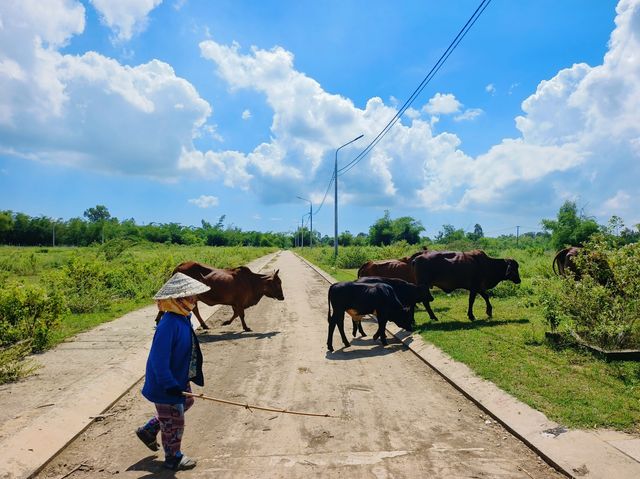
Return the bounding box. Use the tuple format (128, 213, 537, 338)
(505, 259, 521, 284)
(392, 306, 414, 332)
(264, 269, 285, 300)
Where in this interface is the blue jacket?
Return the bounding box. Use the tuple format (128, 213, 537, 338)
(141, 312, 204, 405)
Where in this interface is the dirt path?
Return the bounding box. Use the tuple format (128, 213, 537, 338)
(36, 251, 562, 478)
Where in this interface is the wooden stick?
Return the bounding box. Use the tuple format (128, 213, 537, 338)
(183, 392, 337, 418)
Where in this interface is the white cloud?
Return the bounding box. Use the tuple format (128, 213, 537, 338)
(422, 93, 462, 115)
(188, 195, 219, 208)
(89, 0, 163, 43)
(485, 83, 496, 95)
(0, 0, 212, 178)
(241, 109, 251, 120)
(454, 108, 483, 122)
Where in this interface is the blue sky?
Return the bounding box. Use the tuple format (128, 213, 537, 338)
(1, 0, 638, 238)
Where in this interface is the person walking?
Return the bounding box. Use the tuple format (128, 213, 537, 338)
(135, 272, 210, 471)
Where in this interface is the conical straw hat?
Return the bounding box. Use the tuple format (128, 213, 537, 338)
(153, 272, 210, 300)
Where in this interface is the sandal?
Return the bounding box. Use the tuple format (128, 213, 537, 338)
(135, 427, 159, 451)
(164, 454, 197, 470)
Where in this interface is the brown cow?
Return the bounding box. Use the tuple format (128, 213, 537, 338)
(154, 261, 284, 331)
(357, 250, 428, 309)
(552, 246, 615, 286)
(552, 246, 581, 276)
(412, 250, 521, 321)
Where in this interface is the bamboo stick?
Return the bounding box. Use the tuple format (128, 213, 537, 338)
(183, 392, 337, 418)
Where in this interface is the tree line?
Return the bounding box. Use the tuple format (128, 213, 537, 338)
(0, 201, 637, 249)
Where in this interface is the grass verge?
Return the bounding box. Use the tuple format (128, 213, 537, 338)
(298, 248, 640, 433)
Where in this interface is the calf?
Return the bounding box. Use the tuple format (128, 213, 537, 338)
(327, 281, 413, 352)
(351, 276, 432, 337)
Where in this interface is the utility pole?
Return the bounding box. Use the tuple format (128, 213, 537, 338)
(516, 225, 520, 247)
(297, 196, 313, 247)
(301, 216, 305, 248)
(334, 134, 364, 259)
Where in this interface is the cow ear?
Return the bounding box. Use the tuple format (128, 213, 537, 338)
(274, 269, 280, 276)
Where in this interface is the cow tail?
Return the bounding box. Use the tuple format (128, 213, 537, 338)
(553, 249, 565, 276)
(327, 285, 332, 323)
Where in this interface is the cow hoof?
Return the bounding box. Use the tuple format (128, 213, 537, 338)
(469, 317, 476, 322)
(327, 346, 334, 352)
(221, 320, 232, 326)
(360, 333, 368, 338)
(243, 327, 252, 332)
(201, 324, 209, 330)
(343, 342, 351, 349)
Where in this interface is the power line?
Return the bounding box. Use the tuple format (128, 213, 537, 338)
(337, 0, 492, 177)
(312, 171, 335, 216)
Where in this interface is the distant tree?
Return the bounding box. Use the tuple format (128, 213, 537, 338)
(369, 211, 394, 246)
(541, 201, 600, 249)
(391, 216, 425, 244)
(436, 224, 465, 243)
(467, 223, 484, 241)
(339, 230, 354, 246)
(83, 205, 111, 223)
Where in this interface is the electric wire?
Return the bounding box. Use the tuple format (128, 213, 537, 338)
(337, 0, 492, 177)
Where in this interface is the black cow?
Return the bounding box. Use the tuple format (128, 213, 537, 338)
(327, 281, 413, 352)
(351, 276, 433, 337)
(412, 250, 521, 321)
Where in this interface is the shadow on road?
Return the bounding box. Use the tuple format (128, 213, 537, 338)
(126, 455, 176, 478)
(416, 318, 529, 332)
(325, 339, 406, 360)
(197, 330, 280, 343)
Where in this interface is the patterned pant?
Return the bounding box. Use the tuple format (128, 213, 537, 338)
(140, 393, 195, 457)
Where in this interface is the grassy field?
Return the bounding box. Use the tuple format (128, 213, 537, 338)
(0, 243, 276, 349)
(297, 245, 640, 433)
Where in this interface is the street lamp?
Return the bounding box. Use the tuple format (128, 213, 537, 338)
(297, 196, 313, 247)
(334, 134, 364, 259)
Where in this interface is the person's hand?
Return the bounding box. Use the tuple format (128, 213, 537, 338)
(166, 386, 183, 397)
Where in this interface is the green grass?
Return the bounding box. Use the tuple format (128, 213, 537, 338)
(298, 246, 640, 432)
(0, 244, 276, 348)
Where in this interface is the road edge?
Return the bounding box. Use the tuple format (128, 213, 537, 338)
(295, 252, 640, 479)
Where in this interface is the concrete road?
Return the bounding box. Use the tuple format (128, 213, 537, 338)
(36, 251, 562, 478)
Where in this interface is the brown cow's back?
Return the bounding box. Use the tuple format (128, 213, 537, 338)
(170, 261, 283, 331)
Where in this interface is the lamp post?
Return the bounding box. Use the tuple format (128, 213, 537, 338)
(297, 196, 313, 247)
(334, 134, 364, 259)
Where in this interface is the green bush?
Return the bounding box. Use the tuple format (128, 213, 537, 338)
(0, 282, 67, 351)
(58, 256, 111, 313)
(539, 239, 640, 349)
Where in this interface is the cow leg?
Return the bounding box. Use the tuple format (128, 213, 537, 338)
(221, 311, 238, 326)
(467, 291, 477, 321)
(191, 303, 209, 329)
(327, 313, 337, 352)
(352, 319, 366, 337)
(375, 318, 388, 346)
(479, 291, 492, 318)
(238, 309, 252, 332)
(336, 315, 351, 349)
(424, 300, 438, 321)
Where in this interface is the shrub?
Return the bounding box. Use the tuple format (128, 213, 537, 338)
(0, 341, 38, 383)
(538, 239, 640, 349)
(57, 256, 111, 313)
(0, 282, 67, 351)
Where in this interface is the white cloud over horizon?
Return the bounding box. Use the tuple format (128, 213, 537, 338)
(0, 0, 639, 225)
(188, 194, 219, 208)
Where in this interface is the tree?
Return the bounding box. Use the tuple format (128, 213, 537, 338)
(436, 224, 465, 243)
(83, 205, 111, 223)
(369, 211, 394, 246)
(391, 216, 425, 244)
(541, 201, 600, 250)
(467, 223, 484, 241)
